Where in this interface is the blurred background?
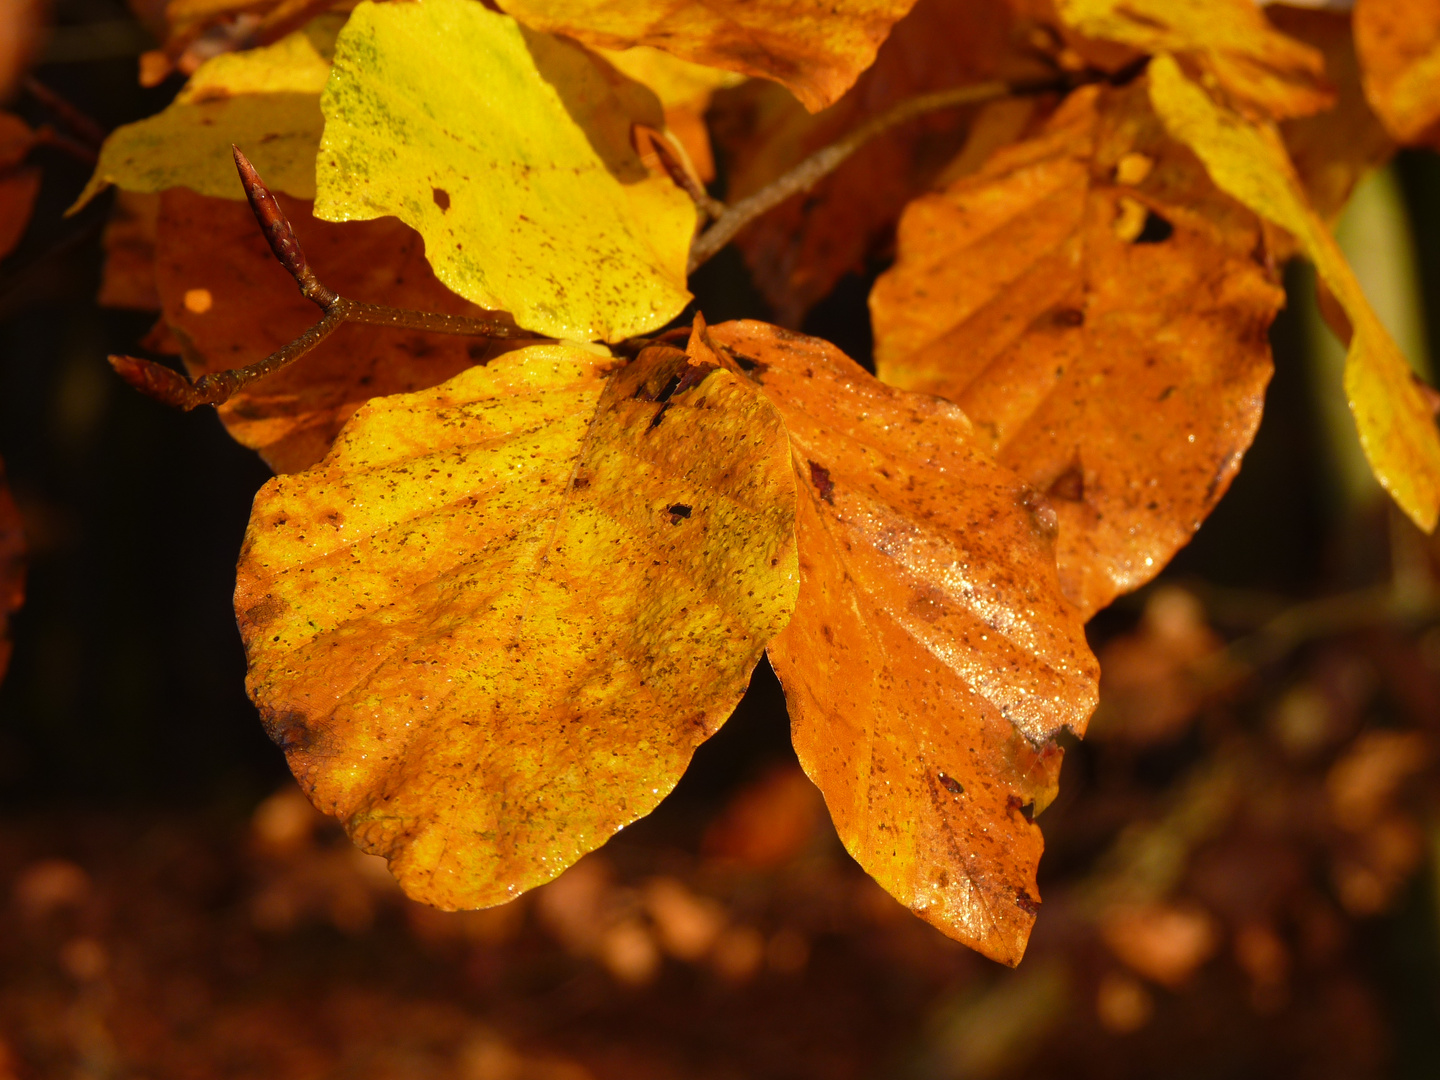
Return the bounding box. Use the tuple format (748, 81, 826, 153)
(2, 1, 1440, 1077)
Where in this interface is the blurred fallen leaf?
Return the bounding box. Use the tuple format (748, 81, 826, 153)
(1353, 0, 1440, 147)
(701, 763, 826, 868)
(1099, 901, 1220, 987)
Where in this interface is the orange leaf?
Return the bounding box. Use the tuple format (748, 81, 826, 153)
(236, 342, 799, 911)
(870, 81, 1284, 617)
(705, 319, 1098, 966)
(715, 0, 1056, 324)
(1354, 0, 1440, 148)
(98, 192, 162, 312)
(0, 459, 23, 686)
(1270, 4, 1395, 226)
(0, 112, 39, 262)
(155, 189, 526, 474)
(493, 0, 921, 113)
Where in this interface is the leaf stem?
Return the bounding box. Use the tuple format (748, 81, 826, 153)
(687, 76, 1070, 273)
(111, 146, 528, 411)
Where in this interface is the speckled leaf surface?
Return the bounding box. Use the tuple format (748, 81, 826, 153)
(315, 0, 695, 343)
(705, 320, 1098, 966)
(236, 343, 799, 909)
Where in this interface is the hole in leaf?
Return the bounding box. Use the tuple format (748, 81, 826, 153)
(666, 503, 692, 524)
(1134, 210, 1173, 244)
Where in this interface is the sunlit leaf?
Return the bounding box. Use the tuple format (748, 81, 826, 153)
(1354, 0, 1440, 147)
(74, 17, 340, 208)
(714, 0, 1054, 324)
(316, 0, 695, 344)
(155, 189, 522, 474)
(1055, 0, 1331, 120)
(704, 320, 1098, 966)
(236, 343, 799, 909)
(494, 0, 920, 112)
(0, 458, 23, 686)
(871, 81, 1283, 617)
(1149, 53, 1440, 532)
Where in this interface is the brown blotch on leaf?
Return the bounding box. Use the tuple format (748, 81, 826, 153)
(938, 772, 964, 796)
(432, 187, 451, 211)
(807, 460, 834, 503)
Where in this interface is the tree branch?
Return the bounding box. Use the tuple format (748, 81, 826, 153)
(111, 146, 529, 411)
(687, 76, 1070, 274)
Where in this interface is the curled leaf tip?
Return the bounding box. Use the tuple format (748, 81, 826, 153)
(108, 354, 203, 410)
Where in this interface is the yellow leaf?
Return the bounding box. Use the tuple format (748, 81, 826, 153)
(705, 320, 1098, 966)
(494, 0, 920, 112)
(1055, 0, 1331, 119)
(1149, 53, 1440, 532)
(595, 45, 746, 110)
(73, 18, 339, 209)
(235, 343, 799, 910)
(315, 0, 695, 344)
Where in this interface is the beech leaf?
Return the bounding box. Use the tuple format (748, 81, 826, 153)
(704, 320, 1098, 966)
(73, 18, 339, 208)
(1149, 54, 1440, 533)
(315, 0, 695, 344)
(493, 0, 920, 113)
(154, 190, 524, 474)
(871, 81, 1284, 617)
(1353, 0, 1440, 148)
(1054, 0, 1331, 120)
(0, 459, 22, 686)
(235, 343, 799, 909)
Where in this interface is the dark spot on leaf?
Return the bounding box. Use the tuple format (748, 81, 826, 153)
(1134, 210, 1173, 244)
(648, 403, 670, 430)
(1047, 464, 1084, 503)
(572, 476, 590, 490)
(242, 594, 287, 630)
(1015, 890, 1041, 916)
(938, 772, 963, 796)
(1158, 384, 1176, 401)
(667, 504, 692, 524)
(260, 707, 313, 753)
(432, 187, 450, 211)
(1019, 487, 1058, 538)
(808, 461, 834, 503)
(728, 350, 768, 376)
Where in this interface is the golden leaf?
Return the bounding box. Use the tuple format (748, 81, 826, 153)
(316, 0, 695, 344)
(73, 17, 339, 208)
(1354, 0, 1440, 147)
(1055, 0, 1332, 120)
(155, 190, 522, 474)
(236, 343, 799, 909)
(871, 81, 1283, 617)
(705, 320, 1098, 965)
(1149, 53, 1440, 532)
(494, 0, 920, 112)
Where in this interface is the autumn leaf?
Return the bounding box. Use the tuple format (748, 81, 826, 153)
(1353, 0, 1440, 148)
(235, 343, 799, 909)
(1269, 3, 1395, 225)
(0, 459, 23, 685)
(1149, 54, 1440, 532)
(1053, 0, 1332, 120)
(714, 0, 1056, 324)
(98, 191, 162, 312)
(704, 320, 1098, 965)
(0, 112, 40, 261)
(154, 189, 524, 474)
(493, 0, 920, 113)
(74, 16, 340, 208)
(315, 0, 695, 344)
(871, 81, 1283, 617)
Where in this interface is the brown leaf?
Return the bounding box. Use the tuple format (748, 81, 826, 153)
(0, 112, 39, 262)
(494, 0, 921, 113)
(1270, 4, 1395, 226)
(705, 319, 1098, 965)
(98, 192, 162, 312)
(714, 0, 1057, 324)
(0, 458, 24, 686)
(870, 81, 1284, 617)
(155, 189, 524, 474)
(1354, 0, 1440, 148)
(235, 342, 799, 911)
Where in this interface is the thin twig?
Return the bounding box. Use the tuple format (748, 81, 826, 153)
(687, 77, 1068, 273)
(22, 76, 108, 149)
(111, 145, 528, 411)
